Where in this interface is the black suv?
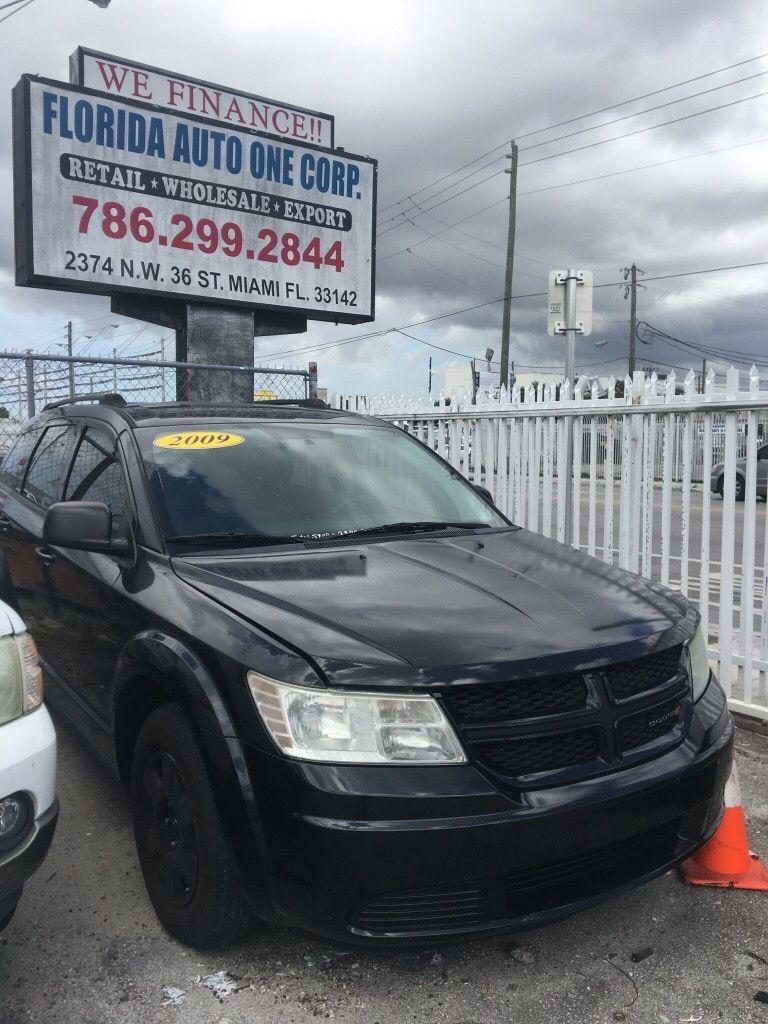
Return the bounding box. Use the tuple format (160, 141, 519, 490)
(0, 397, 732, 948)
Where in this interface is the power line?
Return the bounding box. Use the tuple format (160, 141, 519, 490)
(518, 90, 768, 169)
(381, 90, 768, 240)
(261, 260, 768, 362)
(392, 329, 474, 360)
(379, 134, 768, 263)
(377, 51, 768, 216)
(0, 0, 35, 24)
(381, 127, 763, 257)
(643, 277, 768, 314)
(380, 110, 768, 242)
(638, 261, 768, 286)
(404, 249, 497, 298)
(518, 70, 768, 155)
(516, 136, 768, 198)
(638, 323, 768, 364)
(377, 166, 506, 236)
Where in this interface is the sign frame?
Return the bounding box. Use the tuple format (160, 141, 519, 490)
(70, 47, 335, 148)
(13, 75, 377, 325)
(546, 269, 593, 337)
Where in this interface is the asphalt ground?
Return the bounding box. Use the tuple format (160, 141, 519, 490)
(1, 714, 767, 1024)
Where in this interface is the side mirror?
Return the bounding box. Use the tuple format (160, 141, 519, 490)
(473, 484, 495, 505)
(43, 501, 131, 557)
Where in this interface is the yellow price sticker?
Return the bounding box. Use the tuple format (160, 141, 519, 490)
(153, 431, 245, 450)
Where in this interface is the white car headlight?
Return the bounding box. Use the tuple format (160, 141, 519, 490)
(0, 632, 43, 727)
(688, 625, 710, 701)
(247, 671, 466, 764)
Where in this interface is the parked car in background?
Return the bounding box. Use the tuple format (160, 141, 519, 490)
(0, 599, 57, 932)
(711, 444, 768, 501)
(0, 396, 732, 949)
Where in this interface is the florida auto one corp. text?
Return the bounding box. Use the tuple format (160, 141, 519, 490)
(15, 78, 376, 322)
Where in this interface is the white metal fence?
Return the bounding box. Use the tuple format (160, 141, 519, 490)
(337, 367, 768, 723)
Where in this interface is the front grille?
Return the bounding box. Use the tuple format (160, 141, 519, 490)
(506, 819, 682, 916)
(605, 645, 684, 702)
(443, 643, 688, 782)
(473, 729, 599, 777)
(618, 697, 683, 751)
(443, 674, 588, 724)
(350, 882, 488, 934)
(351, 820, 685, 934)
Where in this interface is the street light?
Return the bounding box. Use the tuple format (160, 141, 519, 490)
(82, 323, 120, 342)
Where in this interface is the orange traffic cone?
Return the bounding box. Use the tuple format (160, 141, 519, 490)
(679, 758, 768, 890)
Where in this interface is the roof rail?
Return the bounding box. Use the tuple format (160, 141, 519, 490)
(42, 392, 128, 411)
(251, 398, 328, 408)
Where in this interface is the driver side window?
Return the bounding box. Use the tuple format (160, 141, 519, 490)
(65, 427, 128, 538)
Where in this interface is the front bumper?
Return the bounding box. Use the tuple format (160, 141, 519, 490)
(239, 676, 732, 945)
(0, 706, 59, 912)
(0, 706, 57, 818)
(0, 798, 59, 904)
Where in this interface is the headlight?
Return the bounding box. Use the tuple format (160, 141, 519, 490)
(688, 625, 710, 701)
(0, 632, 43, 727)
(247, 671, 466, 764)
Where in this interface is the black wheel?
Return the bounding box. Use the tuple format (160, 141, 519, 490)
(735, 474, 745, 502)
(130, 703, 256, 948)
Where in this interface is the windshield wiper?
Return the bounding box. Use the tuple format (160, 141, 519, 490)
(166, 531, 299, 548)
(334, 520, 491, 539)
(167, 521, 492, 549)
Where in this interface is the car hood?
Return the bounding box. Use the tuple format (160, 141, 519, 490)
(171, 528, 694, 687)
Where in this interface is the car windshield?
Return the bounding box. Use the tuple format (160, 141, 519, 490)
(137, 420, 506, 548)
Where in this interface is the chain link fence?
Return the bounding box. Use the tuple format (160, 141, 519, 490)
(0, 351, 317, 450)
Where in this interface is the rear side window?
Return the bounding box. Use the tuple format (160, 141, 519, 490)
(66, 427, 128, 536)
(23, 424, 79, 509)
(0, 427, 44, 490)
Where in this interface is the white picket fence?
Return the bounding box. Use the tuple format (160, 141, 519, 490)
(336, 366, 768, 722)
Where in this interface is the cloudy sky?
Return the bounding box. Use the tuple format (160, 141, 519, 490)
(1, 0, 766, 400)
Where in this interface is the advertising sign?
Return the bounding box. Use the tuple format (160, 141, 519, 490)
(71, 48, 335, 147)
(13, 76, 376, 323)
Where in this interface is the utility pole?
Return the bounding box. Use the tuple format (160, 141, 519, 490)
(562, 269, 581, 547)
(701, 357, 707, 394)
(161, 336, 167, 402)
(67, 320, 75, 398)
(428, 356, 432, 394)
(623, 263, 643, 377)
(499, 140, 518, 392)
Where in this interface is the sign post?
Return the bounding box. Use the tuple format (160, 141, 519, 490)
(13, 63, 377, 402)
(547, 269, 593, 545)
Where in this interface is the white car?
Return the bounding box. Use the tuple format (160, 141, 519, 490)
(0, 600, 57, 932)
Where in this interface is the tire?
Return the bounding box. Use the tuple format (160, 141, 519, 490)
(735, 474, 745, 502)
(130, 703, 256, 948)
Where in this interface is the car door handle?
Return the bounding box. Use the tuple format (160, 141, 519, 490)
(35, 546, 56, 566)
